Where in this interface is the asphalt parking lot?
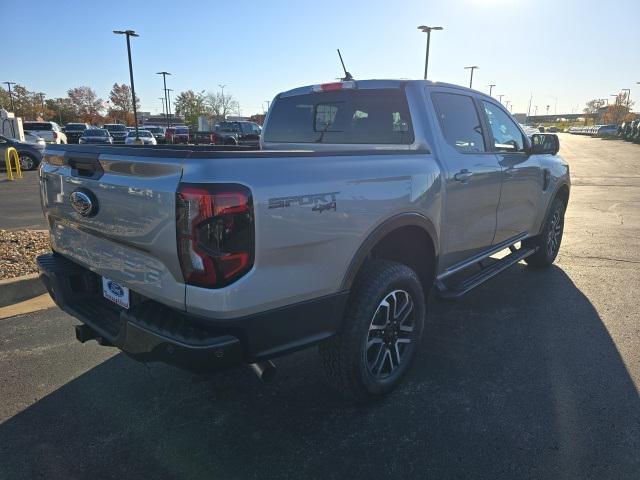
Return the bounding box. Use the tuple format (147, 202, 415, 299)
(0, 134, 639, 479)
(0, 169, 46, 230)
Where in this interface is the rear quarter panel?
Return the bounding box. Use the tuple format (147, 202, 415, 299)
(181, 151, 442, 318)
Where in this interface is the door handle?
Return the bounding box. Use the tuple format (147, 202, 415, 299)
(454, 169, 473, 182)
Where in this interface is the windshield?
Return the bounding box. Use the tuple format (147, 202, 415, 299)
(264, 88, 414, 144)
(83, 129, 108, 136)
(105, 124, 127, 132)
(128, 130, 151, 137)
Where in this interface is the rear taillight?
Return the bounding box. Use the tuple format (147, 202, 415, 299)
(53, 131, 58, 140)
(311, 81, 356, 92)
(176, 183, 254, 288)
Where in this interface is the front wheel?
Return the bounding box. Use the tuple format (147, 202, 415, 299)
(524, 197, 565, 268)
(319, 260, 426, 402)
(19, 153, 38, 171)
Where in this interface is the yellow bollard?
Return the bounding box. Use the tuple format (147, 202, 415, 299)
(4, 147, 22, 181)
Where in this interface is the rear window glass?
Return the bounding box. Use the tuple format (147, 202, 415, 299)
(431, 92, 486, 153)
(175, 127, 189, 134)
(105, 124, 126, 132)
(23, 122, 52, 130)
(65, 124, 86, 131)
(218, 122, 241, 133)
(264, 89, 414, 144)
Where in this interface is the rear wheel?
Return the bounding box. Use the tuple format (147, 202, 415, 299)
(319, 260, 425, 402)
(524, 196, 565, 268)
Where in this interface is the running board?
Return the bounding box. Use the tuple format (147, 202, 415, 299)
(436, 247, 537, 299)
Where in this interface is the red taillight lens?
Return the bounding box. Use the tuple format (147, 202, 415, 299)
(176, 183, 254, 288)
(53, 131, 58, 140)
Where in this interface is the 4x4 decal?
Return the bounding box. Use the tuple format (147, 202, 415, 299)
(268, 191, 339, 213)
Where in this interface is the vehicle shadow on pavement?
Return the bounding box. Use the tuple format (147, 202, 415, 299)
(1, 265, 638, 479)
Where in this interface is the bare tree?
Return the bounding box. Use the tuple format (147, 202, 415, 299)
(204, 90, 240, 124)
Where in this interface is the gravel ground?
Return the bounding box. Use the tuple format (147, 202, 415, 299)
(0, 230, 51, 280)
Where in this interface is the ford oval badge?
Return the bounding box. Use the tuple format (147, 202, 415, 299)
(70, 189, 98, 217)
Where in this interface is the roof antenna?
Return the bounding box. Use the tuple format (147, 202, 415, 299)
(337, 49, 354, 81)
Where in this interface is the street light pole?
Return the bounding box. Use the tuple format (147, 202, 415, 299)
(497, 94, 504, 103)
(156, 71, 172, 129)
(113, 29, 140, 141)
(3, 82, 16, 111)
(464, 66, 479, 89)
(417, 26, 443, 80)
(167, 89, 173, 124)
(622, 88, 631, 113)
(158, 97, 165, 117)
(487, 84, 495, 96)
(38, 93, 45, 118)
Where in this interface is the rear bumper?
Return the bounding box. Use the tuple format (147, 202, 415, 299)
(37, 253, 243, 372)
(37, 253, 348, 372)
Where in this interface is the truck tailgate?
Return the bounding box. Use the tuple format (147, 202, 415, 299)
(40, 148, 185, 309)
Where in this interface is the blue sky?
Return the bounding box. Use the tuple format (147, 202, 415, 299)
(4, 0, 639, 116)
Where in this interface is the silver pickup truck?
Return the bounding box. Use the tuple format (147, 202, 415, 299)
(37, 80, 569, 401)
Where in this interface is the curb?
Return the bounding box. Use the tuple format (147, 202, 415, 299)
(0, 273, 47, 308)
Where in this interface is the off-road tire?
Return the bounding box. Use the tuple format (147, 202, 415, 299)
(319, 260, 426, 402)
(524, 197, 566, 268)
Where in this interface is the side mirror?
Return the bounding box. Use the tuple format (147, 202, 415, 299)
(529, 133, 559, 155)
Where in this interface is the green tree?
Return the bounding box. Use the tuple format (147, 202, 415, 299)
(0, 87, 11, 110)
(108, 83, 140, 125)
(174, 90, 206, 127)
(67, 86, 104, 124)
(46, 98, 78, 125)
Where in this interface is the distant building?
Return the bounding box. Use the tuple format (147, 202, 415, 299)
(249, 113, 265, 125)
(142, 114, 185, 126)
(513, 113, 527, 123)
(135, 111, 151, 124)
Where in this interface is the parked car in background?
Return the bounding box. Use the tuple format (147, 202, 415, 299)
(143, 125, 166, 144)
(0, 134, 43, 170)
(22, 121, 67, 144)
(520, 124, 540, 137)
(125, 129, 157, 145)
(547, 126, 558, 133)
(214, 121, 261, 147)
(596, 124, 618, 136)
(64, 123, 92, 143)
(166, 126, 190, 144)
(103, 124, 128, 143)
(23, 131, 46, 150)
(193, 131, 216, 144)
(79, 129, 113, 144)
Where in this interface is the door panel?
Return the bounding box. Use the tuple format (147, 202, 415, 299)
(430, 91, 502, 268)
(494, 153, 542, 243)
(480, 100, 542, 243)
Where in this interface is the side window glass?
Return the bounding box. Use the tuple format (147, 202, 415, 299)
(431, 92, 486, 153)
(482, 101, 525, 152)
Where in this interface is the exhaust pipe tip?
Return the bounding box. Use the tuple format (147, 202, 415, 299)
(248, 360, 277, 383)
(75, 324, 100, 343)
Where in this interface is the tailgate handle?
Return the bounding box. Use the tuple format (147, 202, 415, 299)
(66, 153, 103, 180)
